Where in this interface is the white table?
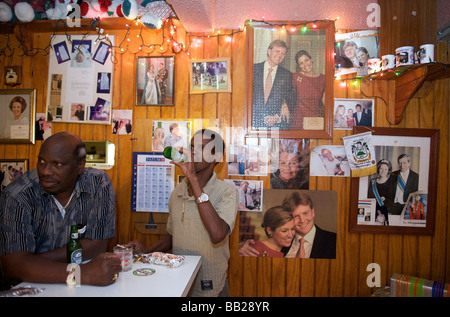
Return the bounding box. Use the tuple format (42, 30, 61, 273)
(14, 255, 201, 297)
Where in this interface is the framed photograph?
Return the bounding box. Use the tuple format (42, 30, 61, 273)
(335, 30, 379, 77)
(189, 58, 231, 94)
(0, 89, 36, 144)
(136, 56, 175, 106)
(0, 159, 28, 195)
(349, 127, 439, 235)
(246, 20, 335, 139)
(333, 98, 374, 130)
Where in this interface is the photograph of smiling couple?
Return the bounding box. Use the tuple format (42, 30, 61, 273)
(239, 189, 337, 259)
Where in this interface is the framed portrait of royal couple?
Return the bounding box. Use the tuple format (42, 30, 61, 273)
(245, 20, 335, 139)
(349, 127, 439, 235)
(136, 56, 175, 106)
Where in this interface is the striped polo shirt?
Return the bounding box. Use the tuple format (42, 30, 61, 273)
(0, 168, 116, 256)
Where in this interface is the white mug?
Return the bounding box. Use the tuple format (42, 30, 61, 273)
(395, 46, 414, 66)
(417, 44, 434, 63)
(368, 58, 382, 74)
(382, 54, 396, 70)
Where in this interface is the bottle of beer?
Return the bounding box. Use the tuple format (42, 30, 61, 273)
(67, 225, 82, 264)
(163, 146, 188, 163)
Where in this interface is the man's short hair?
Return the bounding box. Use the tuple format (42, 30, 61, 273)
(74, 140, 87, 163)
(268, 39, 288, 51)
(282, 192, 314, 213)
(398, 153, 410, 162)
(169, 122, 180, 132)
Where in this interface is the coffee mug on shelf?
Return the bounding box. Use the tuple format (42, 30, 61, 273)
(395, 46, 414, 66)
(382, 54, 396, 70)
(368, 58, 382, 74)
(417, 44, 434, 64)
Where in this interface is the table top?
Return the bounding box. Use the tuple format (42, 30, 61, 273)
(14, 255, 202, 297)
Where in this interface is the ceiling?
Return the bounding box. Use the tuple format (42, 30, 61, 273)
(166, 0, 449, 36)
(168, 0, 376, 32)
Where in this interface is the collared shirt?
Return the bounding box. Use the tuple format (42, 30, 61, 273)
(163, 134, 183, 148)
(264, 61, 278, 87)
(0, 168, 116, 256)
(285, 225, 317, 258)
(395, 169, 410, 204)
(166, 172, 238, 297)
(238, 187, 254, 209)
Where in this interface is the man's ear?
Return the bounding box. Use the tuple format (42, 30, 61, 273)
(77, 159, 86, 175)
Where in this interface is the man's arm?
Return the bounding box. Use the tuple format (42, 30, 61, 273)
(1, 250, 122, 286)
(190, 176, 230, 244)
(37, 239, 109, 262)
(127, 233, 173, 254)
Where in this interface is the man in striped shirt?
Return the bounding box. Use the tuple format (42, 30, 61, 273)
(0, 132, 121, 288)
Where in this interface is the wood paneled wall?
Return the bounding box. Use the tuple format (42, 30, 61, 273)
(1, 0, 449, 297)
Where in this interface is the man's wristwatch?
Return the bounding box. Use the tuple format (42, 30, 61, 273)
(196, 192, 209, 204)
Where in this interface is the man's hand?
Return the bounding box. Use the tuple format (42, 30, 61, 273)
(81, 252, 122, 286)
(280, 102, 290, 123)
(239, 239, 259, 257)
(264, 115, 281, 126)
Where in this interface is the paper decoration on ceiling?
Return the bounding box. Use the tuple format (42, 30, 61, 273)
(0, 0, 174, 28)
(0, 2, 14, 22)
(79, 0, 124, 19)
(122, 0, 174, 29)
(0, 0, 51, 22)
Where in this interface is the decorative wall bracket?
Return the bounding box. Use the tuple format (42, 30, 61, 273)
(360, 63, 450, 125)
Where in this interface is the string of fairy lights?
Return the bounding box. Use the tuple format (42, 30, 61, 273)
(0, 16, 244, 59)
(0, 16, 445, 84)
(0, 17, 336, 57)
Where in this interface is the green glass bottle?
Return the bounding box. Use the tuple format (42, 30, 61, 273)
(163, 146, 188, 163)
(67, 225, 82, 264)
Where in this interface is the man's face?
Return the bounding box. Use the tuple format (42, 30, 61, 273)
(190, 135, 222, 170)
(398, 157, 410, 172)
(267, 45, 287, 67)
(291, 204, 315, 236)
(172, 125, 180, 137)
(37, 140, 83, 197)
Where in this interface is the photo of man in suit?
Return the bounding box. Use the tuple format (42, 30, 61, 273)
(252, 40, 296, 130)
(392, 153, 419, 215)
(282, 192, 336, 258)
(353, 103, 372, 126)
